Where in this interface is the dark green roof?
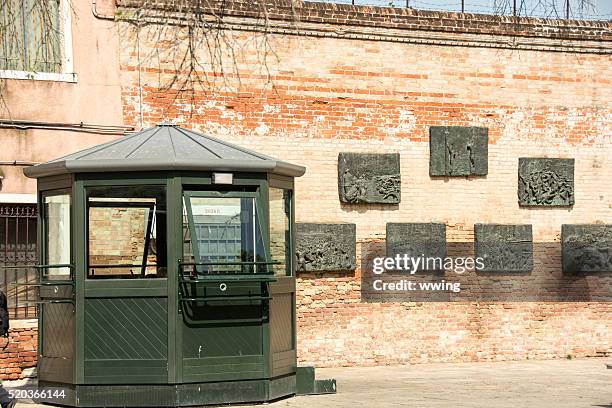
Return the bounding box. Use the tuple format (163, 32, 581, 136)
(24, 124, 306, 178)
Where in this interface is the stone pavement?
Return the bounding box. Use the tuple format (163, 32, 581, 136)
(9, 358, 612, 408)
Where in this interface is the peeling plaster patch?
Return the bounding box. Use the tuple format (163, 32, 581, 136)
(438, 331, 467, 348)
(255, 123, 269, 136)
(388, 109, 416, 136)
(501, 110, 537, 141)
(220, 109, 244, 121)
(263, 104, 280, 114)
(198, 122, 235, 136)
(565, 108, 579, 128)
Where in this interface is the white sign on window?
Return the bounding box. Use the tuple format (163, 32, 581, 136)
(192, 204, 241, 217)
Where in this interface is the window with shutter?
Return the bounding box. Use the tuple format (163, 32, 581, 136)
(0, 0, 74, 81)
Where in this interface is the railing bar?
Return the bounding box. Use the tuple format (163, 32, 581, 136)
(13, 216, 18, 316)
(180, 296, 272, 301)
(179, 261, 281, 266)
(182, 317, 267, 325)
(22, 300, 75, 305)
(24, 216, 28, 318)
(1, 215, 6, 314)
(89, 264, 158, 269)
(12, 281, 75, 287)
(4, 215, 8, 316)
(179, 277, 276, 283)
(0, 263, 74, 269)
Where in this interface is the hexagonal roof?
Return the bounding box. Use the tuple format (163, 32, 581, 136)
(24, 124, 306, 178)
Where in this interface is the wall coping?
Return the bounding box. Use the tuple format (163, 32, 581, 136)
(117, 0, 612, 44)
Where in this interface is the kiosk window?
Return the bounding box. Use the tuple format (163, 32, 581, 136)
(87, 186, 167, 279)
(43, 192, 71, 279)
(183, 195, 267, 275)
(269, 188, 291, 276)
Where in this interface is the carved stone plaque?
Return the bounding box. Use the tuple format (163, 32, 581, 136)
(518, 158, 574, 206)
(386, 223, 446, 272)
(296, 223, 356, 272)
(475, 224, 533, 273)
(338, 153, 400, 204)
(429, 126, 488, 176)
(562, 224, 612, 274)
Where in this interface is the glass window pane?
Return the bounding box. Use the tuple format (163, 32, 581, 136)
(183, 195, 266, 275)
(0, 0, 61, 72)
(27, 0, 61, 72)
(87, 186, 166, 279)
(0, 0, 26, 71)
(44, 193, 71, 279)
(269, 188, 291, 276)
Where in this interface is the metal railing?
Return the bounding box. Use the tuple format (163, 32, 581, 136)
(178, 260, 278, 323)
(0, 204, 38, 318)
(4, 264, 76, 311)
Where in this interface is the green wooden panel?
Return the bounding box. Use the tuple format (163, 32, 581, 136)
(84, 298, 168, 361)
(269, 276, 296, 377)
(84, 359, 168, 384)
(40, 302, 75, 383)
(38, 357, 74, 384)
(84, 280, 167, 298)
(270, 294, 293, 354)
(183, 322, 263, 358)
(272, 350, 297, 376)
(182, 355, 265, 382)
(42, 303, 75, 359)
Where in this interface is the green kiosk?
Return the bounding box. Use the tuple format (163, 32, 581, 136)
(23, 124, 333, 407)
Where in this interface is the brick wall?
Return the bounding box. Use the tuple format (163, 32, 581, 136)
(115, 1, 612, 366)
(0, 320, 37, 380)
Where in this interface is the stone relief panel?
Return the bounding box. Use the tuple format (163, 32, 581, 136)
(518, 158, 574, 206)
(386, 223, 446, 272)
(475, 224, 533, 273)
(338, 153, 401, 204)
(296, 223, 356, 272)
(562, 224, 612, 274)
(429, 126, 488, 176)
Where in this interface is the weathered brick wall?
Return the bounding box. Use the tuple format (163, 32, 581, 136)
(115, 1, 612, 366)
(0, 320, 37, 380)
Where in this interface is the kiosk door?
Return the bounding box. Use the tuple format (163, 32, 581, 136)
(83, 185, 169, 384)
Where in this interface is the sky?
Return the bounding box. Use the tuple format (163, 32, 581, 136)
(316, 0, 612, 19)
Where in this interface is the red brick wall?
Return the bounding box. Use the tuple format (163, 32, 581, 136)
(115, 1, 612, 366)
(0, 320, 37, 380)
